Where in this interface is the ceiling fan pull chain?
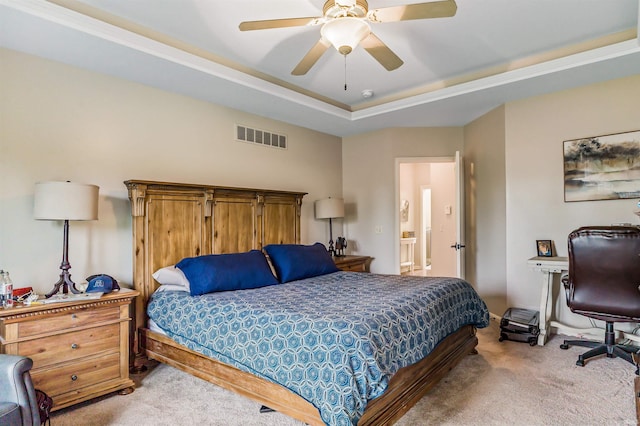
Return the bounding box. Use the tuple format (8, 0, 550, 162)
(344, 54, 347, 91)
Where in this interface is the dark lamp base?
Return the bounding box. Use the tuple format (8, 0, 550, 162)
(45, 270, 81, 298)
(45, 218, 82, 298)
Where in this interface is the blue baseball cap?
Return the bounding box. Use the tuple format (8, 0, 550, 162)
(86, 275, 120, 293)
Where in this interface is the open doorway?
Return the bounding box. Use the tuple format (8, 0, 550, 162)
(397, 156, 463, 278)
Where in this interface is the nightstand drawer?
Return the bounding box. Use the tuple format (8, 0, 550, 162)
(19, 306, 120, 337)
(31, 351, 121, 398)
(20, 324, 120, 368)
(333, 255, 371, 272)
(339, 262, 367, 272)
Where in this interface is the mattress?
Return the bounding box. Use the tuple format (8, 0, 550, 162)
(148, 271, 489, 425)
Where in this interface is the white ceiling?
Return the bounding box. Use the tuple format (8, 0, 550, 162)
(2, 0, 640, 137)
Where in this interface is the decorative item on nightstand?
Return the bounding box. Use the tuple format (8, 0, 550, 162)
(335, 237, 347, 257)
(86, 274, 120, 293)
(34, 181, 99, 297)
(314, 197, 344, 257)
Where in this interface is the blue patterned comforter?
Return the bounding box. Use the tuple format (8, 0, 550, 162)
(148, 272, 489, 425)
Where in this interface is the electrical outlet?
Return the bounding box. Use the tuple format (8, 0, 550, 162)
(374, 225, 382, 234)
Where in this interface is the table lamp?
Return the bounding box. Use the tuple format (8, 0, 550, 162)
(314, 197, 344, 257)
(34, 181, 99, 297)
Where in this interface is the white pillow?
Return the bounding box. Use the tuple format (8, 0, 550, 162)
(154, 284, 189, 293)
(152, 265, 190, 292)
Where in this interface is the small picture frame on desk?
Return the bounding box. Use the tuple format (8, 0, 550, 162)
(536, 240, 553, 257)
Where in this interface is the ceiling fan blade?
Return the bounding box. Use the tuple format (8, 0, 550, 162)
(292, 39, 330, 75)
(368, 0, 457, 23)
(239, 17, 319, 31)
(360, 33, 403, 71)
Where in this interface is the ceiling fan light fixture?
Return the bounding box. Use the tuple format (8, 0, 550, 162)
(321, 17, 370, 55)
(335, 0, 357, 7)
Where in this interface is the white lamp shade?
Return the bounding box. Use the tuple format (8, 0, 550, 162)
(321, 17, 370, 55)
(315, 198, 345, 219)
(34, 181, 99, 221)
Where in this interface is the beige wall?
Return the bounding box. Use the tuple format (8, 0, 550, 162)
(505, 74, 640, 327)
(463, 105, 507, 315)
(0, 48, 342, 295)
(342, 127, 463, 274)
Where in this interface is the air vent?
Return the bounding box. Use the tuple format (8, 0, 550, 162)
(236, 124, 287, 149)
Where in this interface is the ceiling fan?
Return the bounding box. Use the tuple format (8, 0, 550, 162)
(239, 0, 458, 76)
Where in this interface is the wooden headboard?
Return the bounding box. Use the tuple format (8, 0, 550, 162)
(125, 180, 306, 346)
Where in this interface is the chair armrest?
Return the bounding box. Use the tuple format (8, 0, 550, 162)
(561, 273, 571, 302)
(0, 355, 40, 426)
(561, 273, 569, 289)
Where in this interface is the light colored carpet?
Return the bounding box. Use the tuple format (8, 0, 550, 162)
(51, 319, 636, 425)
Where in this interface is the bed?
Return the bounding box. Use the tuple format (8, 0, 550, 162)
(125, 180, 489, 425)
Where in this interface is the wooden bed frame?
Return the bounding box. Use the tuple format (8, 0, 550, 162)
(126, 180, 479, 425)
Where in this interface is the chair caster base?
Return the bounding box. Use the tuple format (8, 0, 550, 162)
(576, 358, 585, 367)
(560, 343, 569, 350)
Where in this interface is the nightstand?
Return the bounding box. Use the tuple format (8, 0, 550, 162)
(333, 255, 372, 272)
(0, 288, 139, 411)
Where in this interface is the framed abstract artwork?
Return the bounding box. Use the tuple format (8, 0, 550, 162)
(563, 130, 640, 202)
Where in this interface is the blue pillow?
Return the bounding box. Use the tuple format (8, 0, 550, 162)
(176, 250, 278, 296)
(264, 243, 339, 283)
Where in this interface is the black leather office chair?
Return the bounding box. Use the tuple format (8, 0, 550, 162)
(560, 226, 640, 374)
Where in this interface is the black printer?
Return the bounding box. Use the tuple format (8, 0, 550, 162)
(498, 307, 540, 346)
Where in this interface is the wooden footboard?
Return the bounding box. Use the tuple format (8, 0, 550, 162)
(360, 324, 478, 425)
(140, 328, 324, 425)
(140, 324, 478, 426)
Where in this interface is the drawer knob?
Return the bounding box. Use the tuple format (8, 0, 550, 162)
(71, 374, 78, 381)
(71, 343, 79, 349)
(71, 314, 78, 319)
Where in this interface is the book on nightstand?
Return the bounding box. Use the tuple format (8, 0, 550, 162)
(39, 292, 104, 304)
